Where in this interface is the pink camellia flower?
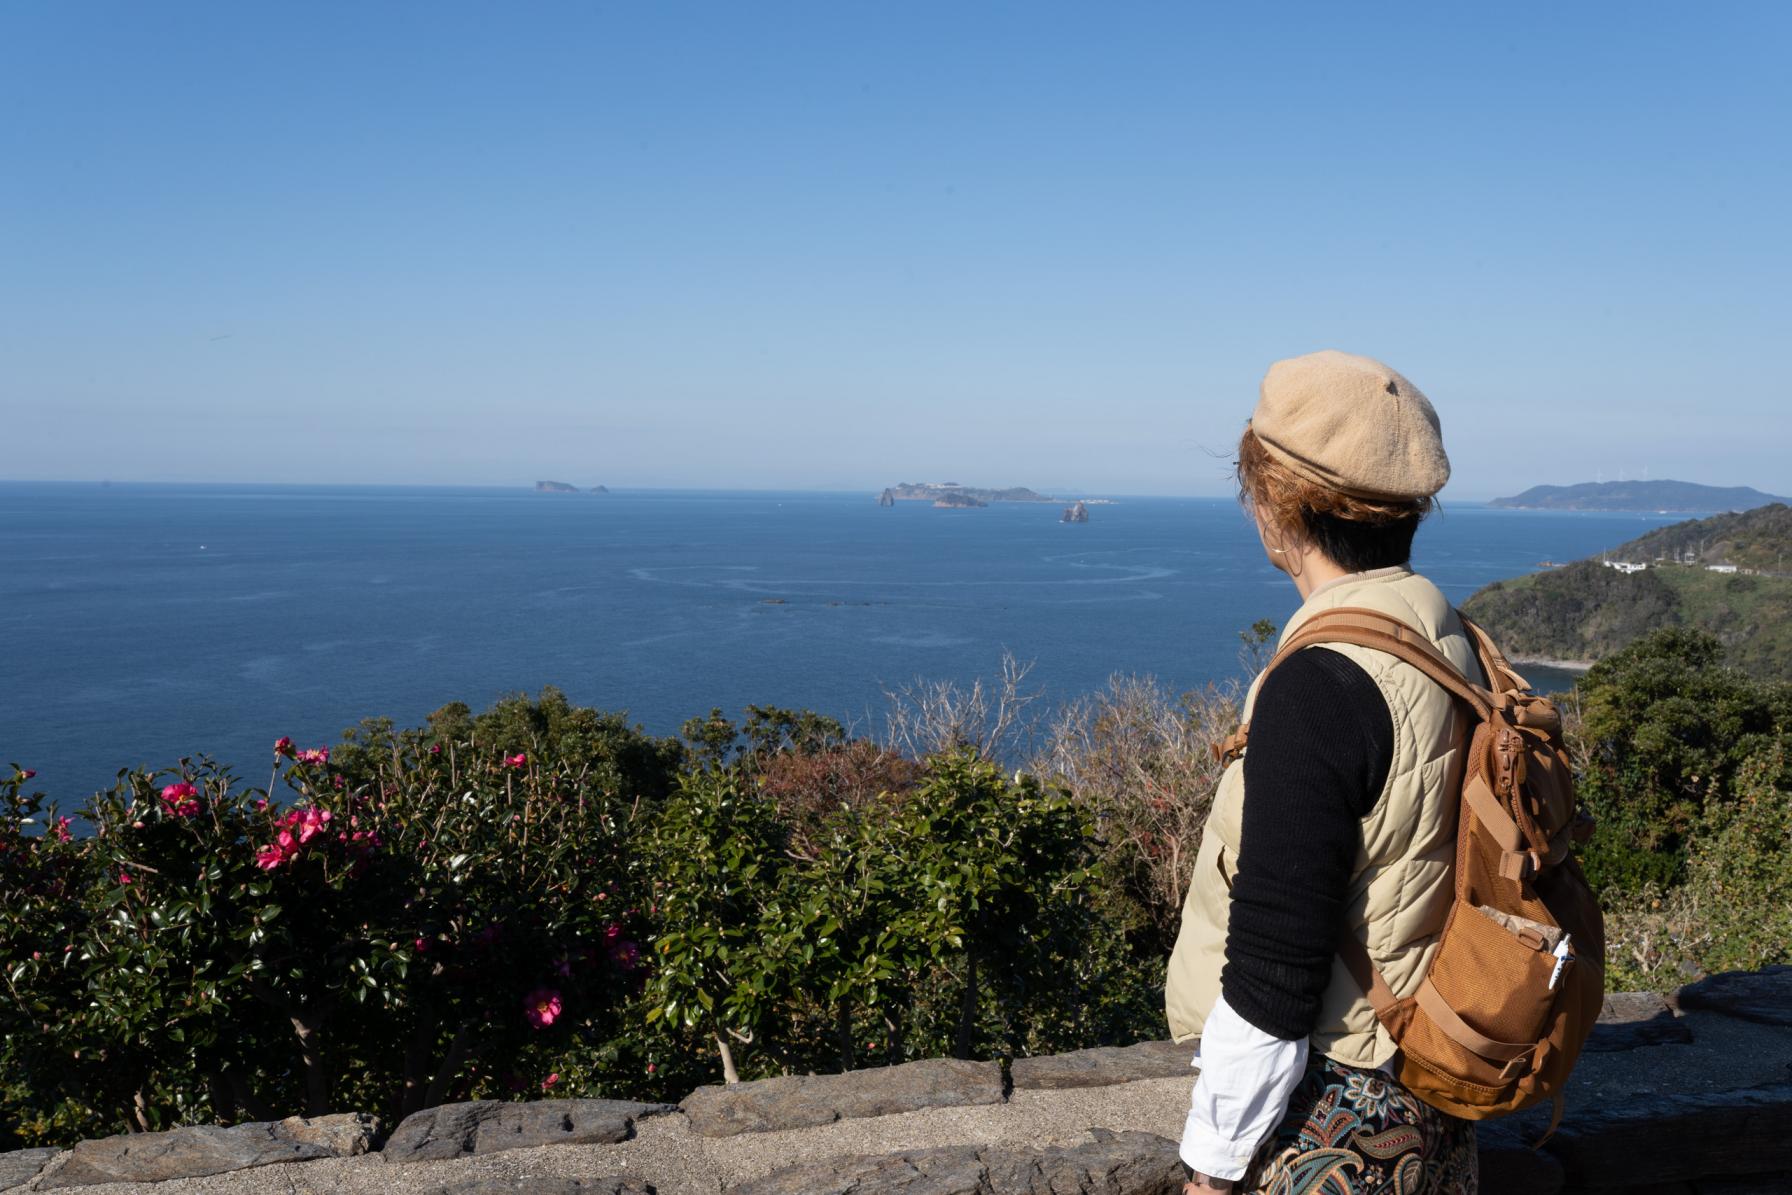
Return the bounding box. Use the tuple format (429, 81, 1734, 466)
(296, 747, 330, 766)
(160, 782, 201, 818)
(118, 871, 132, 885)
(646, 1063, 656, 1074)
(20, 769, 36, 780)
(429, 743, 442, 756)
(523, 987, 563, 1029)
(52, 817, 73, 843)
(413, 937, 429, 954)
(254, 845, 284, 871)
(504, 753, 527, 769)
(274, 737, 295, 758)
(541, 1073, 559, 1091)
(607, 939, 640, 972)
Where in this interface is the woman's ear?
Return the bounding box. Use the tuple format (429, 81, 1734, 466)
(1256, 511, 1305, 578)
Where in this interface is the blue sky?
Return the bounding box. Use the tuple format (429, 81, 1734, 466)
(2, 3, 1787, 497)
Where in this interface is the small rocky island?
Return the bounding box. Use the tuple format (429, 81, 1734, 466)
(536, 481, 609, 494)
(1061, 501, 1090, 523)
(878, 482, 1054, 506)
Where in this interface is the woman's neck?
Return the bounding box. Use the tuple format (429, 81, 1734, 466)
(1289, 548, 1353, 600)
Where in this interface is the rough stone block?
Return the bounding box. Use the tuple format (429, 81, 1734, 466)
(1587, 991, 1695, 1052)
(728, 1128, 1183, 1195)
(37, 1112, 378, 1189)
(1009, 1039, 1194, 1090)
(681, 1057, 1004, 1138)
(383, 1099, 672, 1163)
(1544, 1079, 1792, 1188)
(1675, 967, 1792, 1027)
(0, 1148, 62, 1192)
(427, 1178, 653, 1194)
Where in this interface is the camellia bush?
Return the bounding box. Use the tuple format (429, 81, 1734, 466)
(0, 690, 1170, 1149)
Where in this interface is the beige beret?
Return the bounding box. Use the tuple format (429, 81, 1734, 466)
(1250, 350, 1450, 501)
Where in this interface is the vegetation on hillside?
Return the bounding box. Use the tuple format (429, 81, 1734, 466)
(1464, 504, 1792, 677)
(1570, 629, 1792, 989)
(1610, 502, 1792, 572)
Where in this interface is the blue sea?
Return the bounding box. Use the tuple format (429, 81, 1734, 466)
(1, 483, 1678, 798)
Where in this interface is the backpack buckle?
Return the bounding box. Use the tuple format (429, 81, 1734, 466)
(1499, 850, 1538, 882)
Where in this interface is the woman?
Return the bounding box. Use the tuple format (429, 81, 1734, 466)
(1165, 350, 1480, 1193)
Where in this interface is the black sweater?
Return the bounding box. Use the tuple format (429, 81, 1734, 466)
(1219, 647, 1395, 1042)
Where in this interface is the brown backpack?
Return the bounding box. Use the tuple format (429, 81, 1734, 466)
(1220, 607, 1605, 1131)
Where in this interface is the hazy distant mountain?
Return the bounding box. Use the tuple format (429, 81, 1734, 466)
(1489, 480, 1788, 513)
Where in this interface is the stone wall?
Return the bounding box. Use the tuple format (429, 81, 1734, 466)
(3, 968, 1788, 1194)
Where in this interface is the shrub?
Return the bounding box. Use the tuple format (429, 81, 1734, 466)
(1033, 676, 1240, 956)
(1572, 627, 1791, 894)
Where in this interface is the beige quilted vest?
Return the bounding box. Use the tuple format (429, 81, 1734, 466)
(1164, 566, 1481, 1068)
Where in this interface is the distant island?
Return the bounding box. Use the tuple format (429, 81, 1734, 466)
(536, 481, 609, 494)
(1463, 503, 1792, 678)
(1489, 480, 1789, 513)
(877, 482, 1054, 506)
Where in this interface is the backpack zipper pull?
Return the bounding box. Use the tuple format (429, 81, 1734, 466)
(1548, 934, 1574, 990)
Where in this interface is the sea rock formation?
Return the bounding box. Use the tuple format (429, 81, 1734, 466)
(878, 488, 896, 507)
(1062, 501, 1090, 523)
(535, 481, 579, 493)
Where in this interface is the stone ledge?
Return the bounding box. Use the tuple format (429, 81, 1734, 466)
(427, 1178, 654, 1195)
(1675, 966, 1792, 1027)
(1587, 991, 1694, 1052)
(0, 1148, 61, 1193)
(682, 1057, 1005, 1138)
(1545, 1079, 1792, 1188)
(1010, 1040, 1193, 1090)
(384, 1100, 675, 1163)
(36, 1113, 378, 1189)
(729, 1128, 1184, 1195)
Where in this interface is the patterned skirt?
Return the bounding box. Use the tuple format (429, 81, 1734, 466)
(1241, 1055, 1478, 1194)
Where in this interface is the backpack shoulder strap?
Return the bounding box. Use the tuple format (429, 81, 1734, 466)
(1211, 606, 1496, 766)
(1263, 606, 1495, 720)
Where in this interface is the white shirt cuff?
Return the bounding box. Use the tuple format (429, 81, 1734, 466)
(1178, 993, 1309, 1181)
